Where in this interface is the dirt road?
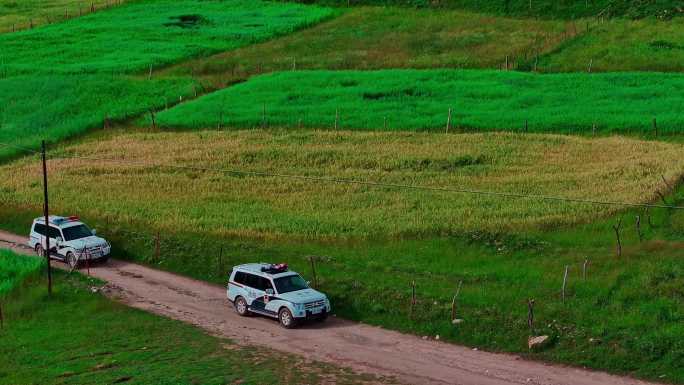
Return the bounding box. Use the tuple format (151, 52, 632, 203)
(0, 230, 660, 385)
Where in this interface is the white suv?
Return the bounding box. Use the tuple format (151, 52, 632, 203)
(28, 216, 111, 268)
(227, 263, 331, 328)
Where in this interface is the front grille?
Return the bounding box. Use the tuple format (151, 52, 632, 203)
(304, 300, 325, 309)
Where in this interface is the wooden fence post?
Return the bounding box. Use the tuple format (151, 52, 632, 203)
(410, 280, 416, 318)
(636, 215, 643, 242)
(261, 104, 266, 128)
(450, 280, 463, 321)
(446, 108, 452, 133)
(309, 256, 318, 288)
(613, 218, 622, 257)
(155, 231, 160, 262)
(583, 259, 589, 280)
(334, 108, 339, 130)
(527, 299, 535, 333)
(562, 265, 569, 302)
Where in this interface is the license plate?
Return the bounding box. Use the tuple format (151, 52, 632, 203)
(310, 307, 322, 314)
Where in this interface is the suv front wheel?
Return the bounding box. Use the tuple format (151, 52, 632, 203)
(278, 308, 296, 329)
(66, 252, 78, 269)
(234, 296, 251, 316)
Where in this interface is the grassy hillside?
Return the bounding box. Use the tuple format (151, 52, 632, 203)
(0, 0, 124, 32)
(538, 17, 684, 72)
(0, 253, 387, 385)
(1, 168, 684, 383)
(156, 69, 684, 135)
(293, 0, 683, 19)
(1, 130, 682, 237)
(0, 75, 196, 161)
(165, 7, 573, 88)
(0, 0, 334, 76)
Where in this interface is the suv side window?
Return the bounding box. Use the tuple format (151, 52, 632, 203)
(234, 271, 246, 285)
(34, 223, 46, 236)
(243, 273, 260, 289)
(48, 226, 61, 239)
(260, 277, 274, 292)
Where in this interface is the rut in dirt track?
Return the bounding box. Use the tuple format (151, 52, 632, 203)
(0, 230, 662, 385)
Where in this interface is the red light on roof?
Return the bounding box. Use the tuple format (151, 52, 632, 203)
(68, 215, 79, 221)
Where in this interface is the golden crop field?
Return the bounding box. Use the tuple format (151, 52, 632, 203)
(1, 130, 682, 238)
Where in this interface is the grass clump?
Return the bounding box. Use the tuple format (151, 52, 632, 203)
(156, 69, 684, 135)
(0, 260, 387, 385)
(0, 0, 334, 75)
(166, 7, 573, 88)
(0, 249, 42, 295)
(1, 129, 682, 237)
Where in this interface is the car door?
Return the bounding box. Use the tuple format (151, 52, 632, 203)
(36, 224, 61, 256)
(248, 276, 273, 315)
(263, 278, 280, 315)
(46, 225, 62, 254)
(243, 273, 262, 305)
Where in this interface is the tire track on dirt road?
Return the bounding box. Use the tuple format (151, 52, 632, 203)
(0, 230, 663, 385)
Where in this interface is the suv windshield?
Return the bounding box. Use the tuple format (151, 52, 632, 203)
(273, 274, 308, 294)
(62, 224, 93, 241)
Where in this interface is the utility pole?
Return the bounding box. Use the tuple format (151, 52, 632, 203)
(41, 140, 52, 296)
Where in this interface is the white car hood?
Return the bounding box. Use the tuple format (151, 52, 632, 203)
(278, 288, 326, 304)
(67, 236, 107, 249)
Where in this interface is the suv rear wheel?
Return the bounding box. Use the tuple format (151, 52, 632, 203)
(234, 296, 250, 316)
(278, 308, 296, 329)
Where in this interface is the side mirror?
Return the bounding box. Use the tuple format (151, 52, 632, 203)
(91, 229, 97, 236)
(306, 281, 311, 287)
(55, 237, 63, 244)
(265, 288, 274, 295)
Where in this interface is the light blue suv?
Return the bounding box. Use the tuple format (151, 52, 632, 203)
(227, 263, 331, 328)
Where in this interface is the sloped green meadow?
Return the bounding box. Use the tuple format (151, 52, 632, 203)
(156, 69, 684, 135)
(0, 0, 333, 161)
(0, 75, 197, 160)
(0, 0, 334, 75)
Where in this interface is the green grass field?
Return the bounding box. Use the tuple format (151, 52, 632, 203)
(0, 0, 333, 76)
(165, 7, 573, 88)
(0, 0, 124, 32)
(0, 249, 42, 295)
(0, 253, 387, 385)
(156, 69, 684, 135)
(538, 17, 684, 72)
(0, 75, 196, 161)
(294, 0, 683, 19)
